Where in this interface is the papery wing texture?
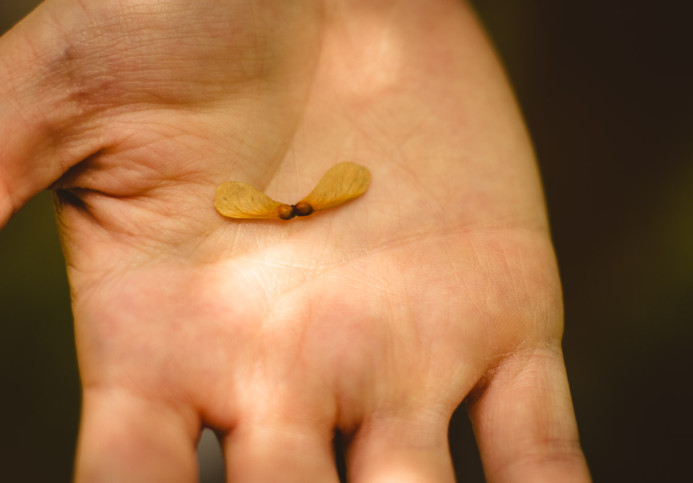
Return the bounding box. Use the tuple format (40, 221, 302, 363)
(214, 181, 284, 219)
(299, 162, 371, 211)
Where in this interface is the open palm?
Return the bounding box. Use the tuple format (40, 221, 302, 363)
(0, 1, 589, 481)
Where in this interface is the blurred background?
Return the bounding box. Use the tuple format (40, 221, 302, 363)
(1, 1, 691, 481)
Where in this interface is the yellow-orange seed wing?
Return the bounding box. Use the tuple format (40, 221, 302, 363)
(299, 162, 371, 211)
(214, 181, 286, 219)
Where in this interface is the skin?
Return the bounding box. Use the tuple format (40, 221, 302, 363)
(0, 0, 591, 482)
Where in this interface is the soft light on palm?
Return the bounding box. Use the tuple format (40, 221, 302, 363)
(0, 1, 589, 481)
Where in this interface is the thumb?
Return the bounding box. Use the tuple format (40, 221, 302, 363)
(0, 3, 101, 228)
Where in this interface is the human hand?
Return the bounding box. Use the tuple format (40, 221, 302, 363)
(0, 0, 590, 481)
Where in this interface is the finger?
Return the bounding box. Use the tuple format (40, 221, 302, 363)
(467, 348, 591, 483)
(0, 4, 102, 227)
(346, 409, 456, 483)
(75, 388, 199, 483)
(223, 420, 339, 483)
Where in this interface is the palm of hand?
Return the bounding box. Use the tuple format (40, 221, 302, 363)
(2, 1, 585, 481)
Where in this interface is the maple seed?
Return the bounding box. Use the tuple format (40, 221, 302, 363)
(214, 162, 371, 221)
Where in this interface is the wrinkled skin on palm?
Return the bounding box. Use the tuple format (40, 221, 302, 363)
(0, 1, 590, 482)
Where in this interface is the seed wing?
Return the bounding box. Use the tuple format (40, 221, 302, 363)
(214, 181, 284, 219)
(299, 162, 371, 211)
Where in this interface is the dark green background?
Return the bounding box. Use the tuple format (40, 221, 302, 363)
(2, 1, 691, 481)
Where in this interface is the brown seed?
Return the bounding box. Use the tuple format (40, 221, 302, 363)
(293, 201, 314, 217)
(277, 204, 296, 220)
